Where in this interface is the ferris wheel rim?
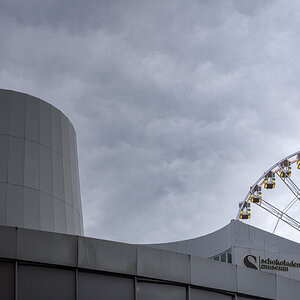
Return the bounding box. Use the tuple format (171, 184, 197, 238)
(236, 150, 300, 221)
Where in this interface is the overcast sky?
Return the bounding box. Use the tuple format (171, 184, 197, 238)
(1, 0, 300, 243)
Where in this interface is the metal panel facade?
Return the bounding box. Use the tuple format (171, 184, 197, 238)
(0, 89, 83, 235)
(78, 237, 137, 274)
(191, 288, 233, 300)
(18, 265, 76, 300)
(0, 261, 14, 300)
(137, 281, 186, 300)
(1, 225, 300, 299)
(137, 246, 191, 283)
(190, 256, 237, 292)
(78, 271, 134, 300)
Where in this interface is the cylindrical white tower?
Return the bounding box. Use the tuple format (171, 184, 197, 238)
(0, 89, 83, 235)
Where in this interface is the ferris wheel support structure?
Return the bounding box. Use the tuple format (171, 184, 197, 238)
(257, 198, 300, 232)
(277, 165, 300, 200)
(236, 151, 300, 232)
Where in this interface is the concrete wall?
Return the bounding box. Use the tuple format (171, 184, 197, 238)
(0, 89, 83, 235)
(149, 220, 300, 282)
(149, 220, 300, 259)
(148, 221, 233, 258)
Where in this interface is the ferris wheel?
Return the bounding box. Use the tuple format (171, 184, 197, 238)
(236, 151, 300, 233)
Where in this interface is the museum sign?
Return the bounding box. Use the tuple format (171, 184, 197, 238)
(243, 255, 300, 272)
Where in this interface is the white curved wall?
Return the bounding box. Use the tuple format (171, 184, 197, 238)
(0, 89, 83, 235)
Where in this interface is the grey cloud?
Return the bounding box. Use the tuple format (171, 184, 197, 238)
(232, 0, 273, 16)
(0, 0, 300, 243)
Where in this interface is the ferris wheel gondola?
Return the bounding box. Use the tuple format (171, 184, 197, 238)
(236, 151, 300, 233)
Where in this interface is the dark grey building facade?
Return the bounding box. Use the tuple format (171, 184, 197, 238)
(1, 222, 300, 300)
(0, 89, 300, 300)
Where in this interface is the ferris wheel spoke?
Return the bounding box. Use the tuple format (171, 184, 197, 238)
(276, 167, 300, 200)
(284, 197, 299, 212)
(257, 199, 300, 231)
(273, 196, 298, 234)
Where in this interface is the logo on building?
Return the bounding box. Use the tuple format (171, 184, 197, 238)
(243, 255, 300, 272)
(243, 255, 258, 269)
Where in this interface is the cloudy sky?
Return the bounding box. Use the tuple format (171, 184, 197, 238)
(1, 0, 300, 243)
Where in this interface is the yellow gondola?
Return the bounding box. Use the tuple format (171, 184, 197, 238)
(250, 185, 262, 203)
(239, 202, 251, 219)
(239, 209, 250, 219)
(264, 171, 275, 189)
(280, 160, 291, 178)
